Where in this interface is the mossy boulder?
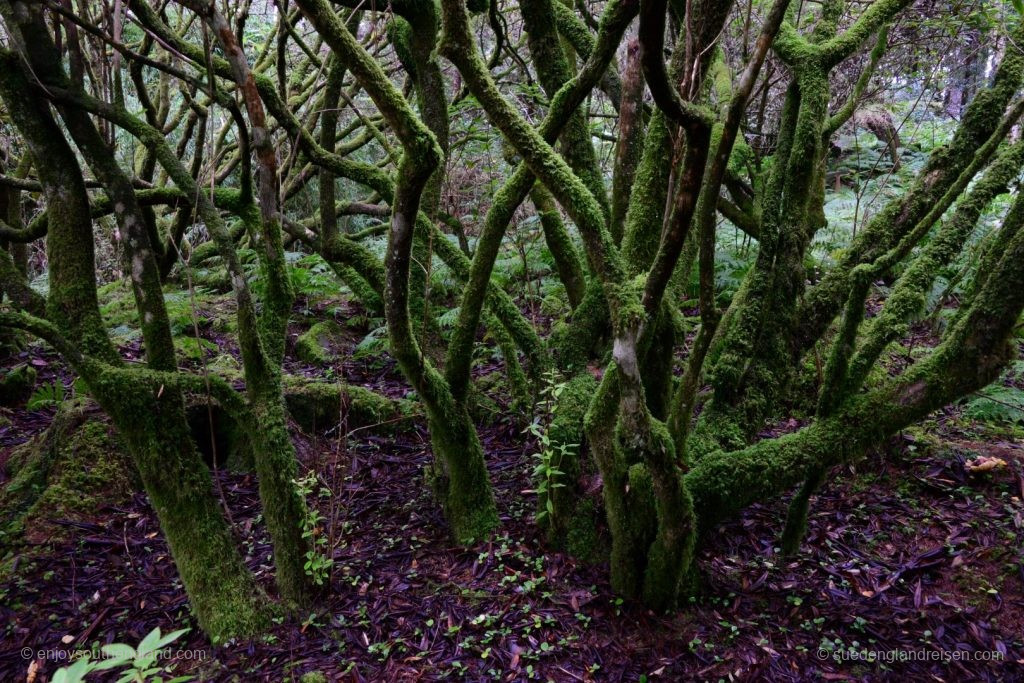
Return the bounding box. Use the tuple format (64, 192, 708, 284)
(0, 404, 137, 552)
(0, 364, 36, 407)
(294, 320, 344, 365)
(282, 377, 404, 433)
(540, 293, 569, 317)
(187, 267, 233, 293)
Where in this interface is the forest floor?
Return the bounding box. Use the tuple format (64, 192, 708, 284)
(0, 291, 1022, 682)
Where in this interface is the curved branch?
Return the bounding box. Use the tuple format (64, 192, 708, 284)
(637, 0, 714, 130)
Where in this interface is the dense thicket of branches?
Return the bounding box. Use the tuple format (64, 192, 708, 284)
(1, 0, 1023, 640)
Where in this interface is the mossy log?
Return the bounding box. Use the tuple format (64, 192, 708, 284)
(282, 377, 406, 433)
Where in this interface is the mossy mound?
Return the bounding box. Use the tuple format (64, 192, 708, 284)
(0, 404, 138, 553)
(206, 353, 243, 381)
(282, 377, 408, 433)
(0, 364, 37, 407)
(295, 320, 344, 365)
(0, 326, 24, 355)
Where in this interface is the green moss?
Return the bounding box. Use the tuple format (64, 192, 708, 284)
(541, 373, 598, 546)
(519, 0, 610, 220)
(70, 362, 275, 638)
(532, 185, 586, 309)
(0, 48, 115, 363)
(429, 216, 548, 376)
(553, 281, 609, 370)
(786, 343, 826, 417)
(442, 163, 539, 402)
(797, 17, 1024, 357)
(439, 0, 626, 303)
(187, 267, 233, 293)
(97, 279, 135, 324)
(563, 497, 607, 564)
(727, 138, 754, 176)
(842, 138, 1024, 398)
(606, 462, 656, 599)
(414, 380, 499, 544)
(0, 23, 280, 634)
(0, 364, 36, 407)
(300, 673, 328, 683)
(701, 61, 832, 446)
(621, 112, 672, 272)
(0, 406, 136, 550)
(294, 320, 344, 365)
(640, 308, 676, 421)
(207, 354, 243, 382)
(779, 467, 826, 555)
(282, 377, 401, 433)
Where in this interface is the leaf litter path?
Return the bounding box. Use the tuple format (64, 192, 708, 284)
(1, 359, 1023, 681)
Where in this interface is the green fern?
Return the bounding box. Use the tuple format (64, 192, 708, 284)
(353, 325, 388, 358)
(964, 386, 1024, 424)
(964, 362, 1024, 424)
(26, 381, 64, 411)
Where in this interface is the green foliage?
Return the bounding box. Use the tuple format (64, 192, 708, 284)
(174, 337, 217, 362)
(51, 626, 192, 683)
(436, 305, 462, 330)
(963, 362, 1024, 424)
(528, 429, 572, 523)
(293, 471, 334, 586)
(524, 371, 575, 524)
(26, 380, 64, 411)
(711, 247, 754, 302)
(352, 323, 389, 359)
(289, 253, 340, 308)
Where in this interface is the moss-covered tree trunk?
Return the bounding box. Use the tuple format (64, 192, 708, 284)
(88, 368, 272, 640)
(697, 0, 914, 451)
(704, 3, 1023, 450)
(295, 0, 500, 542)
(0, 30, 269, 640)
(180, 0, 315, 608)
